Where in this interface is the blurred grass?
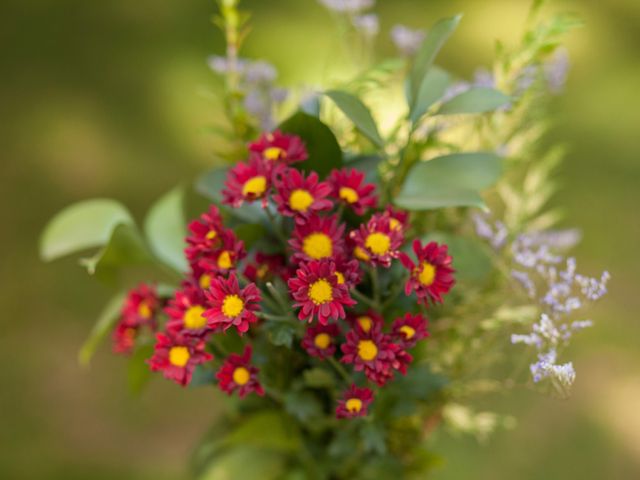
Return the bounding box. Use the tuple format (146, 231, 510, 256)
(1, 0, 638, 478)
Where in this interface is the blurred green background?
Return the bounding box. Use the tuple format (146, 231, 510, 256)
(1, 0, 638, 478)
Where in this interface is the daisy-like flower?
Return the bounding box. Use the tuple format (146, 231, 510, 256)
(399, 240, 455, 305)
(203, 274, 261, 334)
(349, 214, 403, 267)
(336, 384, 374, 419)
(289, 259, 355, 324)
(341, 328, 412, 386)
(328, 168, 377, 215)
(120, 283, 160, 328)
(347, 310, 383, 335)
(216, 345, 265, 397)
(199, 230, 246, 274)
(165, 285, 212, 338)
(223, 156, 278, 208)
(185, 205, 226, 262)
(289, 214, 346, 264)
(243, 252, 289, 283)
(112, 321, 138, 355)
(391, 313, 429, 348)
(248, 130, 308, 164)
(273, 168, 332, 217)
(188, 261, 216, 291)
(148, 332, 213, 386)
(301, 323, 341, 359)
(333, 256, 363, 288)
(382, 205, 410, 233)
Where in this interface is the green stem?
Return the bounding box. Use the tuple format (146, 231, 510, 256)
(369, 266, 381, 307)
(328, 356, 352, 384)
(255, 311, 292, 322)
(264, 206, 288, 247)
(351, 288, 378, 310)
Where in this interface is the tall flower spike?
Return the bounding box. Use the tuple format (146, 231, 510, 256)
(288, 259, 355, 325)
(216, 346, 265, 398)
(328, 168, 377, 215)
(148, 332, 213, 386)
(204, 274, 262, 334)
(336, 384, 374, 419)
(399, 240, 455, 306)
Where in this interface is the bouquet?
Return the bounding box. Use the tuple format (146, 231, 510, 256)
(40, 1, 610, 478)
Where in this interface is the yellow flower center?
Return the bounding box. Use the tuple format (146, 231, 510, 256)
(339, 187, 359, 204)
(183, 305, 207, 330)
(356, 316, 373, 333)
(389, 218, 401, 231)
(289, 189, 314, 212)
(354, 246, 370, 261)
(221, 294, 245, 318)
(400, 325, 416, 339)
(256, 264, 269, 279)
(365, 232, 391, 255)
(314, 333, 332, 349)
(217, 250, 233, 269)
(205, 230, 217, 241)
(357, 340, 378, 361)
(346, 398, 363, 413)
(137, 302, 152, 319)
(199, 273, 212, 290)
(335, 271, 345, 285)
(302, 233, 333, 259)
(418, 261, 436, 286)
(232, 366, 250, 385)
(263, 146, 285, 160)
(242, 175, 267, 197)
(169, 346, 190, 367)
(308, 279, 333, 305)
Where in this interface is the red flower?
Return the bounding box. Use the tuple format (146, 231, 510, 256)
(199, 230, 246, 274)
(112, 322, 138, 355)
(273, 168, 332, 217)
(347, 310, 383, 335)
(203, 274, 261, 334)
(148, 332, 213, 386)
(382, 205, 410, 232)
(333, 256, 363, 289)
(120, 283, 160, 328)
(165, 285, 213, 338)
(222, 156, 278, 208)
(328, 168, 377, 215)
(188, 261, 216, 291)
(288, 259, 355, 324)
(349, 214, 404, 268)
(243, 252, 289, 283)
(216, 345, 265, 397)
(301, 323, 341, 359)
(399, 240, 455, 305)
(185, 205, 226, 263)
(289, 214, 346, 264)
(340, 328, 412, 386)
(391, 313, 429, 348)
(336, 384, 374, 419)
(248, 130, 308, 164)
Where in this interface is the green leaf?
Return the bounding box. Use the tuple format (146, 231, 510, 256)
(284, 390, 324, 424)
(144, 186, 188, 273)
(79, 223, 153, 281)
(224, 411, 300, 452)
(234, 223, 268, 251)
(395, 152, 502, 210)
(422, 232, 492, 283)
(127, 343, 154, 395)
(303, 367, 335, 389)
(361, 422, 387, 455)
(408, 15, 462, 108)
(198, 447, 286, 480)
(40, 199, 133, 261)
(437, 87, 511, 115)
(324, 90, 384, 148)
(345, 154, 382, 184)
(78, 292, 127, 366)
(278, 111, 343, 178)
(266, 322, 295, 348)
(409, 66, 451, 124)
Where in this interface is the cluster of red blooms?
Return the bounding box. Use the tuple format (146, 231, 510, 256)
(111, 130, 455, 417)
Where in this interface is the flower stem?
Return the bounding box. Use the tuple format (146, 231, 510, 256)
(328, 356, 352, 384)
(351, 288, 378, 310)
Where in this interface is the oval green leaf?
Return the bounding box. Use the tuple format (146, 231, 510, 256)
(409, 66, 451, 124)
(324, 90, 384, 148)
(40, 199, 133, 261)
(437, 87, 511, 115)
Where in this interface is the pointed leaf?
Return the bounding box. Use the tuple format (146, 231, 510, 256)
(324, 90, 384, 148)
(437, 87, 511, 115)
(409, 66, 451, 123)
(78, 292, 127, 366)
